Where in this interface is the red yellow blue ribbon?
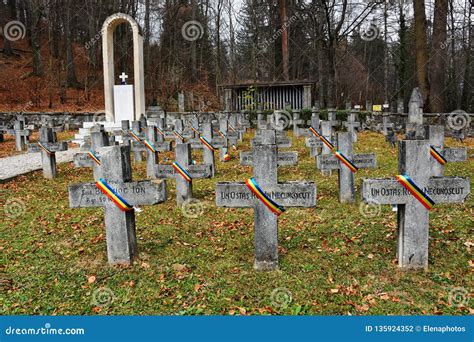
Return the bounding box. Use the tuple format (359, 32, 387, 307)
(96, 178, 133, 212)
(199, 136, 216, 151)
(228, 124, 236, 132)
(245, 177, 285, 216)
(430, 146, 447, 165)
(88, 150, 101, 165)
(172, 162, 192, 182)
(173, 130, 185, 142)
(217, 130, 226, 139)
(334, 151, 358, 173)
(156, 127, 165, 137)
(37, 142, 54, 155)
(309, 127, 336, 151)
(143, 139, 157, 153)
(190, 126, 201, 136)
(130, 130, 142, 142)
(395, 174, 435, 210)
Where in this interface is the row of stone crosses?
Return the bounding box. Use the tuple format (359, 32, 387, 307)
(2, 89, 470, 272)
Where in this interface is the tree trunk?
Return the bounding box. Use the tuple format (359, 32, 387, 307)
(24, 0, 43, 76)
(64, 0, 79, 87)
(279, 0, 289, 81)
(413, 0, 430, 110)
(430, 0, 448, 112)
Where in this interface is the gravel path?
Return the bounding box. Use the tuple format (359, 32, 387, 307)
(0, 148, 80, 182)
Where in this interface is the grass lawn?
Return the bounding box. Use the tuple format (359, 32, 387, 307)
(1, 131, 472, 315)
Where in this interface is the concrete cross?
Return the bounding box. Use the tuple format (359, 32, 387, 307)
(73, 125, 110, 180)
(362, 139, 470, 269)
(6, 121, 31, 151)
(343, 110, 361, 143)
(252, 128, 292, 148)
(131, 120, 146, 162)
(305, 111, 322, 156)
(69, 145, 167, 265)
(216, 130, 317, 271)
(27, 126, 68, 179)
(144, 123, 172, 178)
(426, 125, 467, 177)
(327, 110, 341, 130)
(317, 132, 377, 203)
(119, 72, 128, 85)
(320, 121, 335, 176)
(154, 143, 212, 204)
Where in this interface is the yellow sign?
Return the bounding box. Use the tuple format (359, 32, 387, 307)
(372, 105, 382, 112)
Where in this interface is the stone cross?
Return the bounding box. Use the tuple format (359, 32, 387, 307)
(240, 149, 298, 166)
(73, 125, 110, 180)
(381, 115, 394, 135)
(27, 126, 68, 179)
(228, 114, 244, 142)
(327, 110, 341, 130)
(362, 139, 470, 269)
(406, 88, 425, 139)
(427, 125, 467, 177)
(216, 130, 317, 271)
(6, 121, 31, 151)
(154, 143, 212, 204)
(144, 124, 172, 178)
(317, 132, 377, 203)
(305, 112, 322, 156)
(217, 117, 230, 161)
(131, 120, 145, 162)
(343, 111, 361, 143)
(119, 72, 128, 85)
(320, 121, 335, 176)
(252, 129, 292, 148)
(69, 145, 167, 265)
(201, 122, 222, 177)
(173, 118, 192, 144)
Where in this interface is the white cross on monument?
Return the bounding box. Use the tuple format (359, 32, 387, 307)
(119, 72, 128, 84)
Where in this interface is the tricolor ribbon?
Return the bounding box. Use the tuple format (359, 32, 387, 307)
(430, 146, 447, 165)
(245, 177, 285, 216)
(129, 130, 142, 142)
(228, 124, 236, 132)
(199, 136, 216, 151)
(156, 127, 165, 137)
(173, 130, 185, 142)
(395, 174, 435, 210)
(309, 127, 357, 172)
(309, 127, 336, 151)
(37, 142, 54, 155)
(96, 178, 133, 212)
(172, 162, 192, 182)
(143, 139, 157, 153)
(217, 130, 227, 139)
(88, 150, 101, 165)
(190, 126, 201, 136)
(334, 151, 358, 173)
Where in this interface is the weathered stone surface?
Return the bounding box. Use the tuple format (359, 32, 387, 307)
(240, 151, 298, 166)
(69, 180, 167, 207)
(215, 129, 317, 271)
(362, 177, 470, 204)
(317, 153, 377, 169)
(216, 182, 316, 207)
(27, 142, 68, 153)
(361, 139, 471, 270)
(68, 145, 167, 265)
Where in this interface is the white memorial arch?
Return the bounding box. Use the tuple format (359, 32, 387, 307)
(102, 13, 145, 122)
